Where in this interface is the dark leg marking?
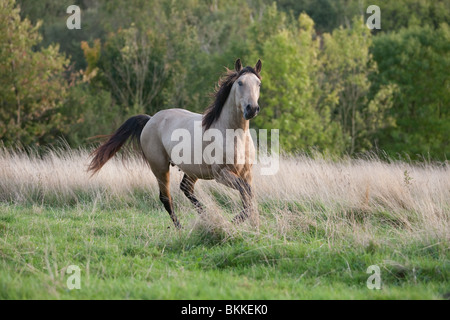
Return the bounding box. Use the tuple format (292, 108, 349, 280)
(232, 179, 253, 224)
(180, 174, 205, 214)
(159, 191, 181, 229)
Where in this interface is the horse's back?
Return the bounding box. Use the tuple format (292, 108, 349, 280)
(144, 108, 201, 142)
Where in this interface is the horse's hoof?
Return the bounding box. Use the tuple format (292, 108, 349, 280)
(168, 224, 183, 230)
(232, 215, 247, 224)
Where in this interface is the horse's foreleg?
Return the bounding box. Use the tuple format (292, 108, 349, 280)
(180, 174, 205, 215)
(213, 168, 256, 225)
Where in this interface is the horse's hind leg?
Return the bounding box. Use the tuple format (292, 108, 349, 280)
(155, 169, 181, 229)
(180, 174, 205, 215)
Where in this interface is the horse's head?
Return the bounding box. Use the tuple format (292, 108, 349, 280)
(233, 59, 262, 120)
(202, 59, 263, 130)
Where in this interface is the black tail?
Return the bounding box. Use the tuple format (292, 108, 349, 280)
(88, 115, 151, 175)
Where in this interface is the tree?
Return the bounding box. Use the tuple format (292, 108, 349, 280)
(243, 5, 344, 153)
(372, 23, 450, 159)
(61, 83, 120, 148)
(0, 0, 69, 146)
(275, 0, 363, 34)
(369, 0, 450, 31)
(320, 16, 396, 155)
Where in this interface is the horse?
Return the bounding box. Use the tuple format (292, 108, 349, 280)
(88, 59, 262, 229)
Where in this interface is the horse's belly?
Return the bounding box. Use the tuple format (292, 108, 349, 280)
(175, 163, 214, 180)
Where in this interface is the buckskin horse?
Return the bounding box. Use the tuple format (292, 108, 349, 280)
(88, 59, 262, 229)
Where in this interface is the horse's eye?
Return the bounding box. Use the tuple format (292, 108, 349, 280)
(238, 81, 243, 86)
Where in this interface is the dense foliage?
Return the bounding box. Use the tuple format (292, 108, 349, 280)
(0, 0, 448, 160)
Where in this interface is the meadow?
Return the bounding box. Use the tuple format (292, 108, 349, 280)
(0, 148, 449, 299)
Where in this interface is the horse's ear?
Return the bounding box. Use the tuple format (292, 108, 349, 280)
(255, 59, 262, 74)
(235, 59, 243, 72)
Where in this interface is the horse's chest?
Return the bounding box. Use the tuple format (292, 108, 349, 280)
(219, 134, 255, 165)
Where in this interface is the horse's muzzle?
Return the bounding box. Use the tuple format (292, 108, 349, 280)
(244, 104, 260, 120)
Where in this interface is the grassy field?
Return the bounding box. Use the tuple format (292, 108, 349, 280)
(0, 148, 449, 299)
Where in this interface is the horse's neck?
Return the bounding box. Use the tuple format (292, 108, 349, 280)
(216, 92, 249, 131)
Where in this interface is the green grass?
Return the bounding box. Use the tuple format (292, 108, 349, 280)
(0, 202, 448, 300)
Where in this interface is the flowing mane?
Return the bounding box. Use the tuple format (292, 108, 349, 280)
(202, 66, 261, 130)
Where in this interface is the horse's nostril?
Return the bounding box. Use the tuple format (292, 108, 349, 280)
(257, 106, 260, 112)
(246, 104, 251, 112)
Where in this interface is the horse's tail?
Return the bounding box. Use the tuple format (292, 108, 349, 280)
(88, 114, 151, 175)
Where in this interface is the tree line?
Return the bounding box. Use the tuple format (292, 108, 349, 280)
(0, 0, 449, 160)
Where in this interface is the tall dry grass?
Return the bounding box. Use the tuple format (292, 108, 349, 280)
(1, 147, 449, 244)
